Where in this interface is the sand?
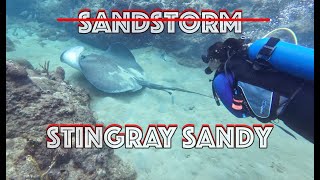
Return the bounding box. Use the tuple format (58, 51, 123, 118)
(6, 21, 314, 180)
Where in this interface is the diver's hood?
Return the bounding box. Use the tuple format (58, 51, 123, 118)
(60, 46, 85, 71)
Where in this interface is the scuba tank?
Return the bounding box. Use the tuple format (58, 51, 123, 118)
(248, 37, 314, 81)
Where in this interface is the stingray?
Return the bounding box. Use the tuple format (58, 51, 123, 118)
(60, 43, 211, 98)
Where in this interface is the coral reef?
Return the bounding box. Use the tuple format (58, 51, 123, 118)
(7, 57, 35, 70)
(6, 60, 137, 180)
(6, 0, 314, 66)
(37, 27, 71, 42)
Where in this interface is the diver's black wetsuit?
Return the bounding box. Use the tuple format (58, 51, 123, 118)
(278, 82, 314, 143)
(227, 55, 314, 143)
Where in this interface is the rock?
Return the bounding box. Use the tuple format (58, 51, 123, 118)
(6, 61, 28, 79)
(6, 61, 137, 180)
(6, 36, 15, 52)
(106, 155, 137, 180)
(52, 66, 65, 81)
(7, 0, 314, 66)
(8, 58, 34, 70)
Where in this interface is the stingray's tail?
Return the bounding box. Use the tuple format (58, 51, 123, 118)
(137, 80, 212, 98)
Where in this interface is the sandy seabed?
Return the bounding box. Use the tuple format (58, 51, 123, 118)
(6, 22, 314, 180)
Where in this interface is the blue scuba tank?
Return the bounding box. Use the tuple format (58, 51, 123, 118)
(248, 38, 314, 81)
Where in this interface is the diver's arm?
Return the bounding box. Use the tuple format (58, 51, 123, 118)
(213, 73, 245, 118)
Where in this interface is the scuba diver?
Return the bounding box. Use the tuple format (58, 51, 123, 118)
(202, 28, 314, 143)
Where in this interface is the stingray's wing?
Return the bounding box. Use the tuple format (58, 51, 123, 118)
(79, 54, 143, 93)
(105, 43, 145, 77)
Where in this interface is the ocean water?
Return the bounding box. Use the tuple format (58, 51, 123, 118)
(6, 0, 314, 180)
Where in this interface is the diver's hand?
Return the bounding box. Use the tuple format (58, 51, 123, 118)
(202, 55, 213, 74)
(204, 67, 213, 74)
(202, 54, 220, 75)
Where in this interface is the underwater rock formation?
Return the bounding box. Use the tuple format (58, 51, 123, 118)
(7, 58, 35, 70)
(6, 36, 16, 52)
(6, 60, 137, 180)
(7, 0, 314, 67)
(37, 27, 70, 42)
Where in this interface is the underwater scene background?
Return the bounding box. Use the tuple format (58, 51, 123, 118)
(6, 0, 314, 179)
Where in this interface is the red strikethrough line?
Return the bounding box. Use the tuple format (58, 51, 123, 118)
(56, 18, 271, 22)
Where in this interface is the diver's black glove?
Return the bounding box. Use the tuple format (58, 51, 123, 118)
(201, 55, 214, 74)
(204, 66, 213, 74)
